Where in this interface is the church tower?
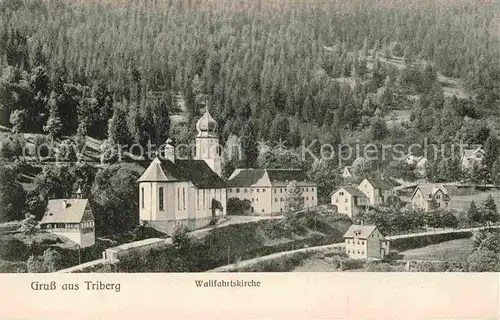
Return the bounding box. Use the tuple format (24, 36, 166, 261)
(195, 105, 222, 176)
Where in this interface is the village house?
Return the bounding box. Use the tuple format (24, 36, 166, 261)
(343, 224, 390, 260)
(357, 177, 394, 206)
(330, 186, 368, 218)
(137, 108, 227, 235)
(410, 184, 450, 212)
(461, 146, 485, 170)
(226, 169, 317, 215)
(40, 190, 95, 248)
(403, 153, 428, 176)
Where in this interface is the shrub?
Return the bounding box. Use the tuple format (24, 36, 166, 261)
(0, 236, 29, 261)
(227, 198, 252, 215)
(340, 258, 364, 271)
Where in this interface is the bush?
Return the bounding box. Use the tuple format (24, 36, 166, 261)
(340, 258, 364, 271)
(391, 231, 472, 251)
(364, 262, 402, 272)
(227, 198, 252, 215)
(0, 236, 29, 261)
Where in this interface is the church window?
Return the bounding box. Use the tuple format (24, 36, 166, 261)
(141, 187, 145, 209)
(197, 189, 200, 210)
(177, 188, 180, 210)
(159, 187, 164, 211)
(274, 189, 276, 193)
(312, 196, 314, 201)
(182, 188, 186, 210)
(203, 189, 206, 209)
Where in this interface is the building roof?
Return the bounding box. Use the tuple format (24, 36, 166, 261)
(343, 166, 355, 176)
(41, 199, 91, 224)
(137, 157, 226, 189)
(363, 177, 393, 190)
(266, 169, 308, 183)
(226, 169, 267, 187)
(333, 186, 366, 198)
(175, 159, 226, 189)
(410, 184, 448, 201)
(462, 147, 485, 159)
(196, 107, 217, 137)
(343, 224, 382, 239)
(227, 168, 311, 187)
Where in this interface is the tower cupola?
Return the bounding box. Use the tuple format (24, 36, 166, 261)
(196, 106, 217, 137)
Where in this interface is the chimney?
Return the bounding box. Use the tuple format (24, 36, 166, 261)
(62, 200, 68, 209)
(164, 138, 175, 163)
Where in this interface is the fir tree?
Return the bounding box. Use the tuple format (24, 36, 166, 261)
(240, 120, 259, 168)
(285, 180, 304, 213)
(467, 200, 481, 225)
(43, 91, 63, 142)
(481, 195, 498, 223)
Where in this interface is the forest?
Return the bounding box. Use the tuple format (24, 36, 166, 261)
(0, 0, 499, 230)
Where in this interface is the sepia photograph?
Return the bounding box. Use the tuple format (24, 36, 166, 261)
(0, 0, 499, 278)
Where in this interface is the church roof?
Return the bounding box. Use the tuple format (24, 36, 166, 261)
(175, 159, 226, 189)
(137, 157, 226, 189)
(41, 199, 92, 224)
(196, 107, 217, 136)
(137, 157, 177, 182)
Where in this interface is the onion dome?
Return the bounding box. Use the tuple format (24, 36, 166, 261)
(196, 106, 217, 136)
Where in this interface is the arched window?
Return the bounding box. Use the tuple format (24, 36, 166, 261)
(159, 187, 164, 211)
(141, 187, 145, 209)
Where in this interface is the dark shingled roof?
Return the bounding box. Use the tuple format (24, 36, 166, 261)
(339, 186, 367, 198)
(137, 157, 226, 189)
(226, 169, 267, 187)
(227, 168, 311, 187)
(364, 177, 393, 190)
(175, 159, 226, 189)
(266, 169, 308, 182)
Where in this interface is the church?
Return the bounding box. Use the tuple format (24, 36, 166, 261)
(137, 108, 227, 235)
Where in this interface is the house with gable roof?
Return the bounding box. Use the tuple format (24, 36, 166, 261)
(40, 190, 95, 248)
(226, 168, 317, 215)
(357, 177, 394, 206)
(461, 146, 485, 170)
(343, 224, 390, 259)
(410, 184, 450, 212)
(330, 186, 368, 218)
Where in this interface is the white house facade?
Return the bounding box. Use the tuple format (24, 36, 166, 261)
(343, 224, 390, 260)
(227, 169, 317, 215)
(40, 198, 95, 248)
